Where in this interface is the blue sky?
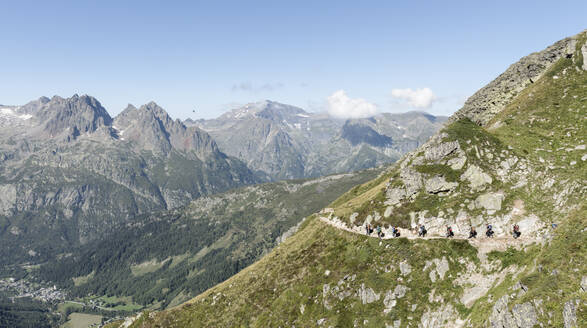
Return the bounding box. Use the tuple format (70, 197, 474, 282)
(1, 1, 585, 119)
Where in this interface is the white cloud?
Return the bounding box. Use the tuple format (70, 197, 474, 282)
(391, 88, 436, 108)
(327, 90, 378, 119)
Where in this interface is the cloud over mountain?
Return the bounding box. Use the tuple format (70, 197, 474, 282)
(327, 90, 378, 119)
(391, 87, 436, 108)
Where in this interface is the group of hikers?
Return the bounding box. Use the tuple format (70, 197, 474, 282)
(364, 222, 523, 239)
(365, 223, 400, 239)
(445, 223, 521, 239)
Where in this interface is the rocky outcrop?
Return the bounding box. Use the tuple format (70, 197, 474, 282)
(451, 31, 585, 126)
(489, 295, 538, 328)
(563, 299, 578, 328)
(425, 176, 458, 194)
(420, 304, 459, 328)
(425, 257, 450, 283)
(424, 141, 460, 162)
(357, 283, 380, 304)
(383, 285, 409, 313)
(461, 165, 492, 190)
(399, 261, 412, 276)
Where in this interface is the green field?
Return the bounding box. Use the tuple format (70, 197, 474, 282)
(61, 313, 102, 328)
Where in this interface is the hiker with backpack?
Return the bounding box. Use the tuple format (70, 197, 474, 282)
(376, 225, 383, 239)
(446, 226, 454, 238)
(366, 223, 374, 236)
(512, 224, 521, 239)
(418, 225, 427, 237)
(392, 226, 400, 238)
(468, 226, 477, 239)
(486, 224, 494, 238)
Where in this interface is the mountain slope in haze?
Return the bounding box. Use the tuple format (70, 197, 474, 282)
(188, 101, 446, 180)
(0, 95, 260, 267)
(119, 31, 586, 328)
(38, 168, 381, 309)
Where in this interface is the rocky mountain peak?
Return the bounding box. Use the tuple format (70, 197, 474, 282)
(19, 94, 113, 140)
(114, 101, 221, 158)
(221, 100, 308, 123)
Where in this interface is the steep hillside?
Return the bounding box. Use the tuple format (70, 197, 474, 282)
(119, 31, 586, 328)
(188, 101, 446, 180)
(0, 95, 260, 267)
(37, 168, 381, 310)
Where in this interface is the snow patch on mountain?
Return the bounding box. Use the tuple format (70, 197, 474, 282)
(0, 107, 32, 120)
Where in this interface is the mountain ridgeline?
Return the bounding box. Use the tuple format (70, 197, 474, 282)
(188, 101, 446, 180)
(117, 32, 587, 328)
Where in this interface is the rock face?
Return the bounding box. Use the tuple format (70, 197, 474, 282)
(20, 94, 113, 139)
(451, 33, 580, 126)
(0, 95, 260, 265)
(424, 141, 460, 161)
(489, 296, 538, 328)
(189, 101, 447, 180)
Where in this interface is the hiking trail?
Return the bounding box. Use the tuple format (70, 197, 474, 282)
(318, 214, 537, 259)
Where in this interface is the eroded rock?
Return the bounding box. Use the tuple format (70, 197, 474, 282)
(357, 283, 380, 304)
(424, 141, 460, 162)
(461, 165, 492, 189)
(475, 192, 505, 212)
(563, 299, 578, 328)
(420, 304, 457, 328)
(383, 285, 410, 313)
(425, 176, 458, 194)
(489, 295, 538, 328)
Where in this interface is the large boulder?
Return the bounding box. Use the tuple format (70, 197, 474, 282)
(424, 141, 460, 162)
(425, 176, 458, 194)
(475, 192, 505, 212)
(461, 165, 493, 189)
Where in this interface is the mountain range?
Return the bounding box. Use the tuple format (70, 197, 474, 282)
(187, 101, 446, 180)
(0, 94, 444, 269)
(0, 95, 259, 266)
